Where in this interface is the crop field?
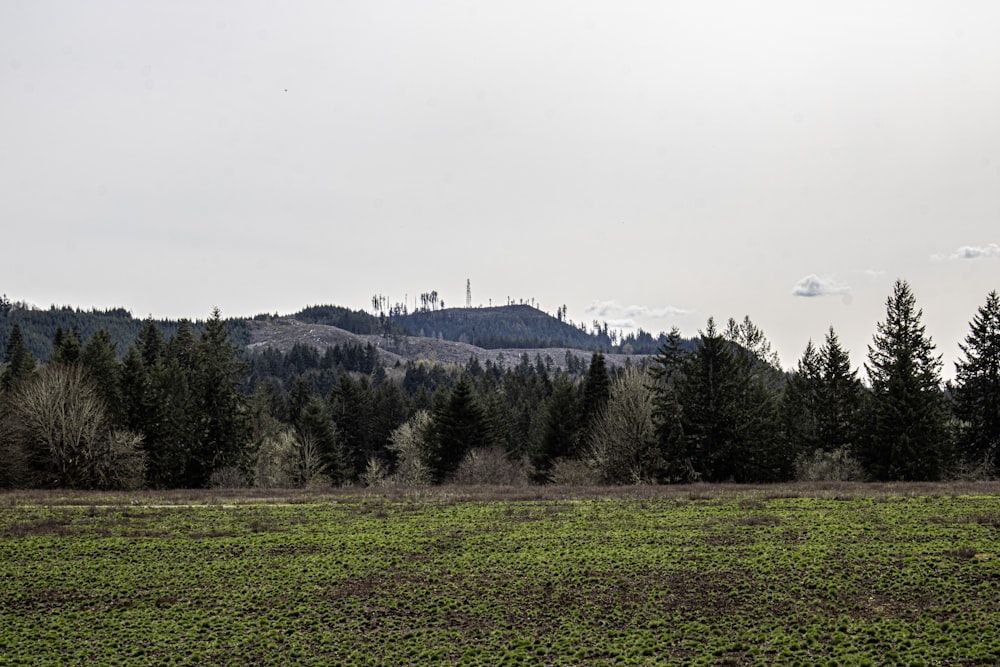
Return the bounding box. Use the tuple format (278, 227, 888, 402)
(2, 484, 1000, 666)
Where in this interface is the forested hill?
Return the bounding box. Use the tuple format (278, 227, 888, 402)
(394, 305, 592, 349)
(393, 305, 678, 354)
(0, 299, 248, 362)
(1, 296, 682, 362)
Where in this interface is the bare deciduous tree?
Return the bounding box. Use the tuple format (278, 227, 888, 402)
(8, 364, 145, 489)
(585, 367, 659, 484)
(386, 410, 434, 486)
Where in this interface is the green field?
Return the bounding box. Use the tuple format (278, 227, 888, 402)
(2, 484, 999, 666)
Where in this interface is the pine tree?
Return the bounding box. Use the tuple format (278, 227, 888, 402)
(864, 280, 949, 480)
(953, 290, 1000, 475)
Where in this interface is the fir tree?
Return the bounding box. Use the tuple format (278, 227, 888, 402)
(186, 308, 249, 486)
(953, 290, 1000, 475)
(864, 280, 949, 480)
(430, 375, 491, 482)
(816, 327, 863, 455)
(80, 330, 123, 426)
(581, 352, 611, 430)
(533, 372, 582, 478)
(674, 318, 741, 482)
(648, 327, 688, 481)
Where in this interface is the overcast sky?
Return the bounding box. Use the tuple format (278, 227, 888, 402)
(2, 1, 998, 377)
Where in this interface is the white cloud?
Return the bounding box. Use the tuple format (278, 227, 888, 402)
(792, 274, 851, 298)
(933, 243, 1000, 261)
(585, 300, 692, 319)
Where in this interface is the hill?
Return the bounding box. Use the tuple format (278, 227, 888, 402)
(2, 297, 684, 367)
(245, 318, 643, 370)
(393, 304, 605, 350)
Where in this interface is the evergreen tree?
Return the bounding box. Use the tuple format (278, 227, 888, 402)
(864, 280, 949, 480)
(782, 339, 823, 458)
(674, 318, 741, 481)
(581, 352, 611, 430)
(532, 372, 581, 478)
(50, 327, 82, 365)
(1, 323, 37, 392)
(648, 327, 688, 481)
(296, 395, 345, 484)
(816, 327, 863, 455)
(952, 290, 1000, 475)
(137, 318, 165, 369)
(80, 330, 123, 426)
(723, 316, 787, 481)
(430, 375, 491, 482)
(186, 308, 249, 486)
(329, 374, 375, 480)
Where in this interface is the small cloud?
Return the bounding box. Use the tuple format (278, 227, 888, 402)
(933, 243, 1000, 261)
(792, 274, 851, 298)
(861, 268, 885, 279)
(585, 300, 691, 319)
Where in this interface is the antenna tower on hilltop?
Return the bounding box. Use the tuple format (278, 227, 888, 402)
(466, 279, 472, 308)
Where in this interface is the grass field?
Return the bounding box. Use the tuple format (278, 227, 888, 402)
(2, 483, 999, 665)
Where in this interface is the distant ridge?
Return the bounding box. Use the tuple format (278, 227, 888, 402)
(1, 298, 686, 363)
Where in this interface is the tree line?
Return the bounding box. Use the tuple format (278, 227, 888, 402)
(1, 281, 998, 489)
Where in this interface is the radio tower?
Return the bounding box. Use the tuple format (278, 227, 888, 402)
(466, 279, 472, 308)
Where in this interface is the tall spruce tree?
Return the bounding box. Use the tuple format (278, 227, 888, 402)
(864, 280, 949, 480)
(952, 290, 1000, 475)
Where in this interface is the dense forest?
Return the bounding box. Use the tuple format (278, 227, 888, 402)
(1, 281, 998, 490)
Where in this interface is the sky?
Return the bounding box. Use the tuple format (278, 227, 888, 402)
(2, 1, 998, 378)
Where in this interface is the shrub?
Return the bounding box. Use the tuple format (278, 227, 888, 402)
(451, 446, 529, 486)
(546, 458, 601, 486)
(794, 448, 864, 482)
(208, 466, 248, 489)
